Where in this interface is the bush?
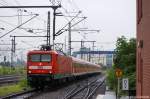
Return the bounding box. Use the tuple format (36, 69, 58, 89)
(106, 68, 117, 90)
(107, 36, 136, 96)
(19, 77, 28, 88)
(0, 66, 26, 75)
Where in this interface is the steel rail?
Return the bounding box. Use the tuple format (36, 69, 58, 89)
(1, 89, 37, 99)
(63, 78, 100, 99)
(85, 79, 105, 99)
(0, 75, 23, 85)
(63, 78, 105, 99)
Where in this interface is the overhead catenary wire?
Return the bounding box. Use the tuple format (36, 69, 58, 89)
(49, 0, 87, 36)
(49, 1, 70, 22)
(0, 14, 38, 38)
(0, 0, 46, 22)
(0, 0, 8, 5)
(0, 14, 37, 17)
(65, 0, 89, 33)
(0, 0, 20, 12)
(0, 2, 46, 36)
(53, 0, 94, 51)
(0, 19, 45, 36)
(55, 11, 81, 36)
(55, 17, 87, 36)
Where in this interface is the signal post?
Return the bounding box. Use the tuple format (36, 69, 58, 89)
(115, 68, 123, 99)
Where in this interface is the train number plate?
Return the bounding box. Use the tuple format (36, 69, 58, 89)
(38, 66, 43, 69)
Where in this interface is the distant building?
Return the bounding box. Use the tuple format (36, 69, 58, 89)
(106, 54, 113, 67)
(73, 47, 114, 67)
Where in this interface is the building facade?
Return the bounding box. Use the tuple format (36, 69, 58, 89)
(137, 0, 150, 97)
(73, 49, 114, 67)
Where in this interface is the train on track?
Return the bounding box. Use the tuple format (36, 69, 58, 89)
(27, 47, 101, 88)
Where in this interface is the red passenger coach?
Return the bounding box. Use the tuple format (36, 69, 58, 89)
(27, 50, 101, 88)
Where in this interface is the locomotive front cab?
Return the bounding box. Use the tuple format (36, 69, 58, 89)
(27, 51, 57, 87)
(27, 53, 52, 74)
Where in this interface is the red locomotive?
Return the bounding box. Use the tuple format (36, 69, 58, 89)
(27, 49, 101, 88)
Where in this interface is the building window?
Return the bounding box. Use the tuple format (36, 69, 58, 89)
(137, 0, 143, 24)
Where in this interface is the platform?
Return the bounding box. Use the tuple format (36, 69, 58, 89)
(96, 91, 130, 99)
(95, 85, 130, 99)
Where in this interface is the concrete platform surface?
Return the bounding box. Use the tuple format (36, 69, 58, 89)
(96, 91, 129, 99)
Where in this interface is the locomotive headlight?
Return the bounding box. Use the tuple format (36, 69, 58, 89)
(28, 71, 31, 73)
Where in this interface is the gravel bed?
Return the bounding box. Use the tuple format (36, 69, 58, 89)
(31, 74, 104, 99)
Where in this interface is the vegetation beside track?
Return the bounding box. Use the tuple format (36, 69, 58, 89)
(0, 84, 23, 96)
(0, 66, 25, 75)
(106, 36, 136, 96)
(0, 77, 30, 97)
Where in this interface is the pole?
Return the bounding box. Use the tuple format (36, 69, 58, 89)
(53, 8, 56, 49)
(116, 85, 118, 99)
(92, 42, 95, 51)
(89, 48, 91, 62)
(64, 36, 67, 52)
(68, 22, 71, 56)
(81, 40, 83, 59)
(47, 11, 51, 46)
(117, 78, 120, 99)
(70, 40, 96, 59)
(13, 36, 16, 53)
(11, 39, 13, 68)
(92, 41, 95, 62)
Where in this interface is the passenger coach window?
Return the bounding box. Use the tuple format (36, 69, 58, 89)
(30, 54, 40, 62)
(41, 54, 51, 62)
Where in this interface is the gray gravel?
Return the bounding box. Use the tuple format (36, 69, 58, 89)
(31, 74, 105, 99)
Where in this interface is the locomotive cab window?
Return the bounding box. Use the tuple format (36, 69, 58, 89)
(30, 54, 51, 62)
(30, 54, 40, 62)
(41, 54, 51, 62)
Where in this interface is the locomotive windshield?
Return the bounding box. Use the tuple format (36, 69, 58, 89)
(30, 54, 51, 62)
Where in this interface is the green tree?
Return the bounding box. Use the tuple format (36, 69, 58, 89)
(107, 36, 136, 92)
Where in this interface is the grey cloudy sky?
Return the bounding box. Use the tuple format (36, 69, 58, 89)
(0, 0, 136, 60)
(74, 0, 136, 49)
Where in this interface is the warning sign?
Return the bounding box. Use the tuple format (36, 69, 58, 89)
(115, 68, 123, 78)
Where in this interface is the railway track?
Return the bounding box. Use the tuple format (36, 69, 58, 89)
(0, 75, 23, 86)
(27, 74, 105, 99)
(1, 74, 104, 99)
(1, 89, 37, 99)
(63, 76, 105, 99)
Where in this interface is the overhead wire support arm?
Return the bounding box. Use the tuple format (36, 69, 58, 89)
(10, 35, 47, 37)
(0, 5, 61, 9)
(71, 17, 87, 28)
(55, 16, 87, 36)
(55, 11, 82, 36)
(71, 41, 96, 42)
(0, 14, 38, 38)
(62, 16, 87, 18)
(70, 29, 100, 32)
(47, 11, 51, 46)
(0, 14, 37, 17)
(71, 40, 96, 59)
